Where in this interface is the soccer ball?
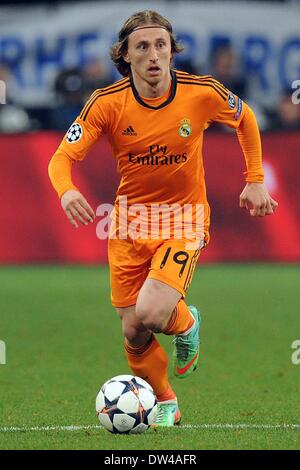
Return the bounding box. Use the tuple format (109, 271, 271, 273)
(96, 374, 157, 434)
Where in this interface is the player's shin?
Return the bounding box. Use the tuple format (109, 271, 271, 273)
(124, 334, 175, 399)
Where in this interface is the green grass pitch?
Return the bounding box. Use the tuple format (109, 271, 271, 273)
(0, 264, 299, 450)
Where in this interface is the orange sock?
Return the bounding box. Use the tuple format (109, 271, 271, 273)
(156, 383, 177, 403)
(163, 300, 194, 335)
(124, 334, 175, 398)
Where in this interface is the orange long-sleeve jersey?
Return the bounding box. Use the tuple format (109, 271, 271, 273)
(48, 70, 264, 240)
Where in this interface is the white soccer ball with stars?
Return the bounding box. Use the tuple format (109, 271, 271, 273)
(96, 375, 157, 434)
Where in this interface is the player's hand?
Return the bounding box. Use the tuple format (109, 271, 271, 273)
(239, 182, 278, 217)
(61, 189, 95, 228)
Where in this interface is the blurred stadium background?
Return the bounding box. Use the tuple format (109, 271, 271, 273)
(0, 0, 300, 450)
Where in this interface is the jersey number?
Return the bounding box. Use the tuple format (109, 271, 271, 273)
(160, 248, 189, 278)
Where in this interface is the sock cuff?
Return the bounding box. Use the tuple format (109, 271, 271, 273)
(163, 301, 194, 336)
(163, 307, 179, 335)
(124, 334, 155, 356)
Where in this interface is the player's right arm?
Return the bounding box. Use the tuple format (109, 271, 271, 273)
(48, 91, 108, 228)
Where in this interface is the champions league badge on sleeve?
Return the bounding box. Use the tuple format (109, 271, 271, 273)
(228, 93, 236, 109)
(66, 122, 83, 143)
(234, 97, 243, 120)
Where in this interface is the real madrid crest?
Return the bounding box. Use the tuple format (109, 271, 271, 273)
(178, 118, 192, 138)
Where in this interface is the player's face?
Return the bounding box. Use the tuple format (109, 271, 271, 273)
(124, 27, 172, 85)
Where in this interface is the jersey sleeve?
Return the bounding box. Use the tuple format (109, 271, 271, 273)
(206, 79, 264, 182)
(208, 80, 246, 129)
(57, 91, 109, 161)
(49, 92, 110, 198)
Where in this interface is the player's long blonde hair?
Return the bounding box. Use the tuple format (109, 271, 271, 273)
(110, 10, 184, 77)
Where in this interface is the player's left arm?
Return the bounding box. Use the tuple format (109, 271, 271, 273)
(210, 86, 278, 217)
(236, 104, 278, 217)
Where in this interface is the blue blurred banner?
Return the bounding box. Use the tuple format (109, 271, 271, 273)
(0, 1, 299, 107)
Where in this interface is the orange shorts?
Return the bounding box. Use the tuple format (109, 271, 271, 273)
(108, 237, 202, 308)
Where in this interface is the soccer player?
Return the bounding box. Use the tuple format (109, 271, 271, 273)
(48, 10, 278, 426)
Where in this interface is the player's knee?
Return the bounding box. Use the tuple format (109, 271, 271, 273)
(123, 325, 152, 348)
(123, 323, 141, 343)
(122, 316, 151, 346)
(135, 303, 167, 332)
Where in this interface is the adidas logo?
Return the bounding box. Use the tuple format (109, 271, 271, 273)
(122, 125, 137, 136)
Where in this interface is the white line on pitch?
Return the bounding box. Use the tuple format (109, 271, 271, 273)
(0, 424, 300, 433)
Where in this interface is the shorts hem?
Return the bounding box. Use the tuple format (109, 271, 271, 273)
(147, 271, 186, 298)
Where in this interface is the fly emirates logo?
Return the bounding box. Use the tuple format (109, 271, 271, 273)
(128, 144, 187, 166)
